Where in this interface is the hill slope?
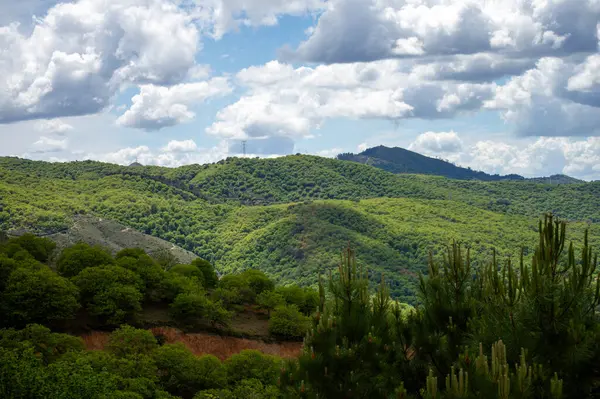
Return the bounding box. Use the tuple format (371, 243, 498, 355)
(1, 155, 599, 302)
(337, 145, 524, 181)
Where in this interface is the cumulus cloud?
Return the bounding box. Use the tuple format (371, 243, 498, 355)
(87, 139, 230, 167)
(207, 60, 494, 140)
(162, 139, 198, 153)
(485, 58, 600, 136)
(409, 131, 463, 154)
(35, 119, 73, 136)
(408, 132, 600, 180)
(117, 77, 232, 130)
(190, 0, 327, 39)
(0, 0, 200, 124)
(31, 135, 68, 153)
(287, 0, 600, 64)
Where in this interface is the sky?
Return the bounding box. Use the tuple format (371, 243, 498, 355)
(1, 0, 600, 179)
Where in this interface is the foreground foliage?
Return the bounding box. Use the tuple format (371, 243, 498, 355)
(282, 215, 600, 398)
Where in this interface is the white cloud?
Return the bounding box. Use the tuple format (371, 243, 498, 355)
(409, 131, 463, 154)
(117, 77, 232, 130)
(485, 57, 600, 136)
(190, 0, 327, 39)
(87, 139, 230, 167)
(35, 119, 74, 135)
(410, 132, 600, 180)
(162, 139, 198, 153)
(0, 0, 200, 123)
(31, 135, 68, 153)
(207, 60, 494, 140)
(287, 0, 600, 64)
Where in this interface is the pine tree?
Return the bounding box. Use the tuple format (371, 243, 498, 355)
(470, 214, 600, 396)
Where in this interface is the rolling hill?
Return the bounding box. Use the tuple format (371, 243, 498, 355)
(1, 155, 599, 302)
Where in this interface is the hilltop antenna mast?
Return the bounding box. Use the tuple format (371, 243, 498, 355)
(242, 140, 247, 157)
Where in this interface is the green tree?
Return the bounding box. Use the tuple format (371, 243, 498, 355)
(223, 350, 280, 387)
(106, 325, 158, 358)
(257, 290, 285, 317)
(152, 343, 226, 398)
(116, 254, 165, 302)
(170, 293, 230, 330)
(268, 304, 309, 339)
(239, 269, 274, 296)
(1, 268, 80, 328)
(57, 243, 114, 277)
(0, 324, 84, 365)
(0, 255, 18, 291)
(191, 258, 219, 288)
(73, 266, 144, 325)
(170, 264, 206, 286)
(8, 234, 56, 263)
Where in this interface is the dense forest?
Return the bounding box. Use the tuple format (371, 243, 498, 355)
(0, 215, 598, 397)
(2, 156, 600, 302)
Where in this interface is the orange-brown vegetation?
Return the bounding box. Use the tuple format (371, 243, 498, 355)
(81, 327, 302, 360)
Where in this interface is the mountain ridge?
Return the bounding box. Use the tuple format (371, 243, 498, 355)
(337, 145, 584, 183)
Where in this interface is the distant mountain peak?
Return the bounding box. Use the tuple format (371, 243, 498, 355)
(337, 146, 579, 183)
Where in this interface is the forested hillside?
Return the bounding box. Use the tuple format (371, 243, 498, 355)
(1, 156, 600, 302)
(337, 146, 525, 181)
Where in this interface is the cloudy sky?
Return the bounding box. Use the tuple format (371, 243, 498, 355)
(1, 0, 600, 179)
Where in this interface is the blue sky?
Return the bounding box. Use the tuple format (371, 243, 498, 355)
(1, 0, 600, 179)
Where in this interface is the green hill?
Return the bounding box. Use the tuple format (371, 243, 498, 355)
(337, 145, 525, 181)
(1, 155, 599, 303)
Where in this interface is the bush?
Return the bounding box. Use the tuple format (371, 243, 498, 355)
(1, 268, 80, 328)
(0, 324, 84, 364)
(193, 389, 233, 399)
(223, 350, 280, 387)
(256, 290, 285, 316)
(0, 255, 18, 291)
(170, 294, 230, 330)
(218, 275, 255, 304)
(275, 286, 319, 315)
(73, 266, 144, 325)
(57, 243, 114, 277)
(268, 305, 309, 339)
(7, 234, 56, 263)
(159, 273, 203, 302)
(210, 288, 241, 310)
(153, 343, 227, 398)
(239, 270, 274, 296)
(117, 255, 166, 302)
(169, 264, 206, 286)
(191, 258, 218, 288)
(232, 379, 279, 399)
(107, 325, 158, 358)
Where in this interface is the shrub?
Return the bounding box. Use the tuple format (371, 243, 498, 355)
(170, 294, 230, 329)
(223, 350, 280, 387)
(153, 343, 227, 398)
(8, 234, 56, 263)
(191, 258, 218, 288)
(73, 266, 144, 325)
(268, 305, 309, 339)
(1, 268, 80, 328)
(159, 273, 203, 302)
(117, 255, 165, 302)
(169, 264, 206, 286)
(239, 270, 274, 296)
(256, 290, 285, 317)
(107, 325, 158, 358)
(57, 243, 114, 277)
